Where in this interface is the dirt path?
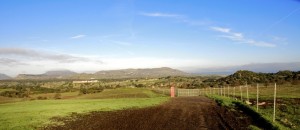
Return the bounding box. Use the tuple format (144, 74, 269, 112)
(45, 96, 252, 130)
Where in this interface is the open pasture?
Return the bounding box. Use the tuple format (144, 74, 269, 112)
(0, 88, 168, 130)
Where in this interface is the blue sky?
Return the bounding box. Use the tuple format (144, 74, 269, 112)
(0, 0, 300, 76)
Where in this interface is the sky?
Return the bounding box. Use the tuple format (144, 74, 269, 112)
(0, 0, 300, 76)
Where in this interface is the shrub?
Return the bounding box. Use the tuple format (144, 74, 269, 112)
(79, 87, 104, 94)
(54, 93, 61, 99)
(37, 96, 47, 100)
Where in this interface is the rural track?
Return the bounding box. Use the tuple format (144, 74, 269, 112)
(45, 96, 252, 130)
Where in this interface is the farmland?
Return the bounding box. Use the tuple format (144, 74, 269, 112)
(0, 88, 168, 130)
(0, 70, 299, 129)
(44, 96, 259, 130)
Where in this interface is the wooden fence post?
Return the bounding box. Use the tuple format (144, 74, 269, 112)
(220, 86, 223, 96)
(240, 86, 243, 101)
(273, 83, 277, 122)
(227, 86, 229, 97)
(246, 83, 249, 101)
(200, 89, 202, 96)
(223, 86, 225, 97)
(256, 83, 259, 111)
(234, 87, 236, 99)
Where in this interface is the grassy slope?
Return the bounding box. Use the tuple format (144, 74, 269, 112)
(208, 95, 287, 130)
(223, 85, 300, 129)
(208, 84, 300, 130)
(0, 88, 169, 130)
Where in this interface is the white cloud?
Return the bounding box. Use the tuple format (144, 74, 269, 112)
(70, 34, 86, 39)
(211, 26, 276, 48)
(210, 26, 231, 33)
(0, 48, 103, 64)
(139, 12, 183, 18)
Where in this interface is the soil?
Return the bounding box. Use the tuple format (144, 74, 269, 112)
(44, 96, 255, 130)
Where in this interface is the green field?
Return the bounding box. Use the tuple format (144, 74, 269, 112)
(0, 88, 169, 130)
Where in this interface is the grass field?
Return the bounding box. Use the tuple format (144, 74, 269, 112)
(0, 88, 169, 130)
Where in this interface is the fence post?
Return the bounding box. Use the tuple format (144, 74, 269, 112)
(199, 89, 201, 95)
(256, 83, 259, 111)
(273, 83, 277, 122)
(240, 86, 243, 101)
(234, 87, 236, 99)
(227, 86, 229, 97)
(220, 86, 223, 96)
(246, 83, 249, 101)
(223, 86, 225, 97)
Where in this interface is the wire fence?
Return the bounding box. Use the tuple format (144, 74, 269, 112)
(153, 83, 279, 123)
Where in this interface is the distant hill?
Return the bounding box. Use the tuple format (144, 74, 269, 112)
(0, 73, 11, 80)
(44, 70, 77, 77)
(92, 67, 189, 79)
(15, 70, 77, 80)
(194, 62, 300, 75)
(14, 67, 189, 80)
(203, 70, 300, 86)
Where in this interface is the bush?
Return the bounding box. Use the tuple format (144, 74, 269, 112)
(37, 96, 47, 100)
(79, 87, 104, 94)
(0, 90, 29, 98)
(54, 93, 61, 99)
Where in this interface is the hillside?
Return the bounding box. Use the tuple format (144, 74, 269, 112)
(15, 70, 77, 80)
(93, 67, 188, 79)
(70, 67, 189, 79)
(14, 67, 189, 80)
(203, 70, 300, 87)
(194, 62, 300, 75)
(0, 73, 11, 80)
(44, 70, 77, 77)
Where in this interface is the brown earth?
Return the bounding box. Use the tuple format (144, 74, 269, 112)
(44, 96, 256, 130)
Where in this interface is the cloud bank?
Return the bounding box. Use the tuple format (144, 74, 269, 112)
(0, 48, 100, 63)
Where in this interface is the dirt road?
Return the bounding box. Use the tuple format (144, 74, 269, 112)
(45, 96, 253, 130)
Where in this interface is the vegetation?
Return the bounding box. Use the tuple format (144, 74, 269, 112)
(207, 84, 300, 130)
(79, 86, 104, 95)
(0, 88, 168, 130)
(208, 95, 283, 130)
(0, 70, 299, 129)
(203, 70, 300, 87)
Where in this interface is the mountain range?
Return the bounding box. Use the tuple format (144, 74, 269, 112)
(13, 67, 188, 80)
(2, 62, 300, 80)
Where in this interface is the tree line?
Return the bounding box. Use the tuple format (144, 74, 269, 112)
(203, 70, 300, 87)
